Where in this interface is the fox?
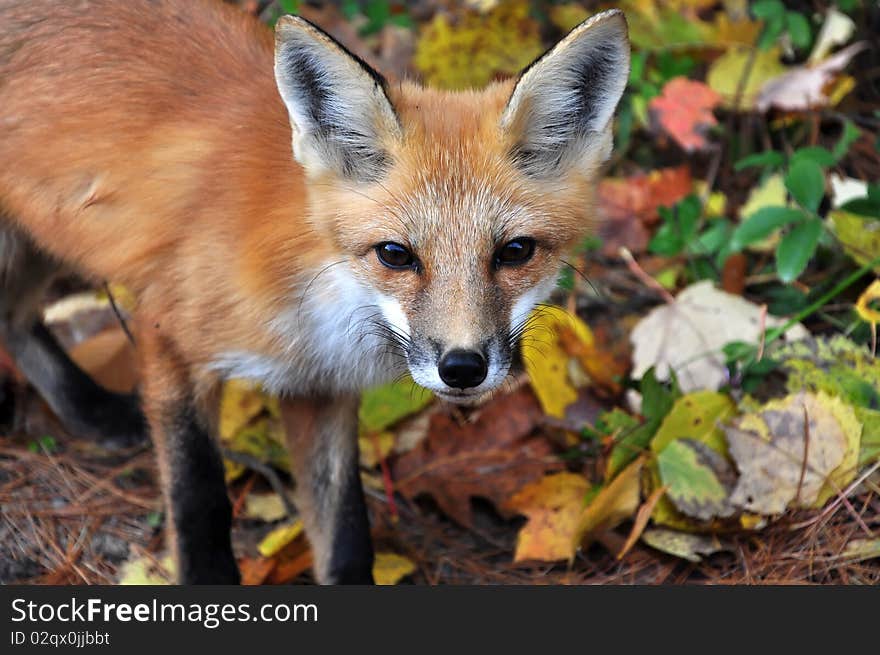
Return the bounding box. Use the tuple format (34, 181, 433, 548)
(0, 0, 629, 584)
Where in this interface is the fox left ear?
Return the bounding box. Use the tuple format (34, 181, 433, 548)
(274, 16, 401, 182)
(501, 10, 630, 178)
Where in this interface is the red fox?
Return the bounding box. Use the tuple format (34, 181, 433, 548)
(0, 0, 629, 583)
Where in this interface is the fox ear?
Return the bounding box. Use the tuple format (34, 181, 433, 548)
(274, 16, 400, 182)
(501, 10, 629, 178)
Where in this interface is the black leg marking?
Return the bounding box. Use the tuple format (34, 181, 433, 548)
(167, 404, 239, 585)
(323, 453, 374, 584)
(6, 321, 146, 449)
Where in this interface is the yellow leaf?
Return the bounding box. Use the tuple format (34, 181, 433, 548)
(118, 554, 174, 585)
(359, 431, 396, 468)
(829, 210, 880, 272)
(505, 472, 590, 562)
(373, 552, 417, 585)
(707, 47, 787, 109)
(739, 173, 789, 220)
(572, 455, 644, 557)
(855, 279, 880, 324)
(220, 379, 278, 440)
(258, 520, 304, 558)
(522, 305, 594, 418)
(244, 493, 289, 522)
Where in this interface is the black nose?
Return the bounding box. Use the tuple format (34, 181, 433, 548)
(438, 349, 488, 389)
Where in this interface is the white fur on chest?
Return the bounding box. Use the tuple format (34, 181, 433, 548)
(208, 266, 403, 395)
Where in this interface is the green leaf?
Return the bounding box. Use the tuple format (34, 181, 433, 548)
(790, 146, 835, 168)
(278, 0, 299, 13)
(734, 151, 784, 171)
(657, 439, 735, 520)
(785, 11, 812, 49)
(776, 219, 823, 282)
(648, 196, 701, 256)
(640, 368, 680, 422)
(730, 206, 806, 250)
(758, 14, 786, 49)
(832, 120, 861, 162)
(359, 378, 433, 434)
(752, 0, 785, 19)
(785, 159, 825, 212)
(688, 219, 732, 256)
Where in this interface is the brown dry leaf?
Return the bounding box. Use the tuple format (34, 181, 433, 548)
(391, 388, 561, 528)
(617, 484, 667, 560)
(239, 556, 276, 586)
(649, 77, 721, 152)
(724, 391, 861, 515)
(572, 455, 645, 556)
(504, 472, 590, 562)
(756, 42, 867, 112)
(69, 327, 137, 393)
(598, 167, 692, 255)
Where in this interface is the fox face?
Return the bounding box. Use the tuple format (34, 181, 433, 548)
(273, 11, 629, 402)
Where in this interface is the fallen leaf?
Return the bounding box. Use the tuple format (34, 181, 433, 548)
(630, 281, 808, 393)
(244, 493, 289, 522)
(707, 46, 787, 109)
(118, 554, 174, 585)
(829, 210, 880, 273)
(504, 472, 590, 562)
(776, 335, 880, 465)
(572, 455, 644, 555)
(69, 327, 137, 393)
(239, 557, 276, 586)
(359, 378, 432, 435)
(258, 520, 304, 558)
(657, 439, 737, 521)
(724, 391, 861, 515)
(522, 305, 594, 418)
(598, 166, 693, 254)
(641, 528, 726, 562)
(836, 538, 880, 563)
(413, 0, 542, 90)
(855, 280, 880, 325)
(808, 7, 856, 63)
(756, 42, 868, 112)
(373, 552, 417, 585)
(359, 431, 395, 468)
(649, 77, 721, 151)
(220, 379, 278, 441)
(617, 484, 667, 560)
(392, 387, 560, 528)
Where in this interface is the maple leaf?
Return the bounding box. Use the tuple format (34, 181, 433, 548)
(649, 77, 721, 152)
(391, 388, 561, 528)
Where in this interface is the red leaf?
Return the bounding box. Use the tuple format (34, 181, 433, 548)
(649, 77, 721, 152)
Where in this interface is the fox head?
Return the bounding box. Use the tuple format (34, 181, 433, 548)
(273, 11, 629, 403)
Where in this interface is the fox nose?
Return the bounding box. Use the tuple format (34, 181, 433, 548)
(438, 349, 488, 389)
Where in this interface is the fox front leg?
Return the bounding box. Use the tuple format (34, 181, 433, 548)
(281, 396, 374, 584)
(139, 327, 239, 585)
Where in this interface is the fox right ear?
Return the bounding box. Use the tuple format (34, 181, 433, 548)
(274, 16, 401, 182)
(501, 10, 629, 178)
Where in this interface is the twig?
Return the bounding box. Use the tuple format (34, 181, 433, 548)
(618, 247, 675, 304)
(221, 449, 297, 519)
(103, 281, 136, 346)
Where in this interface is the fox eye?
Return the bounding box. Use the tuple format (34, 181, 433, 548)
(495, 237, 535, 268)
(376, 242, 416, 269)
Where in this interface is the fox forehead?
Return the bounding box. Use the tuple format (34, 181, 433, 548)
(324, 82, 595, 254)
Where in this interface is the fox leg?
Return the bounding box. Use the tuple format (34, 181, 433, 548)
(138, 324, 239, 584)
(0, 227, 145, 448)
(281, 396, 374, 584)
